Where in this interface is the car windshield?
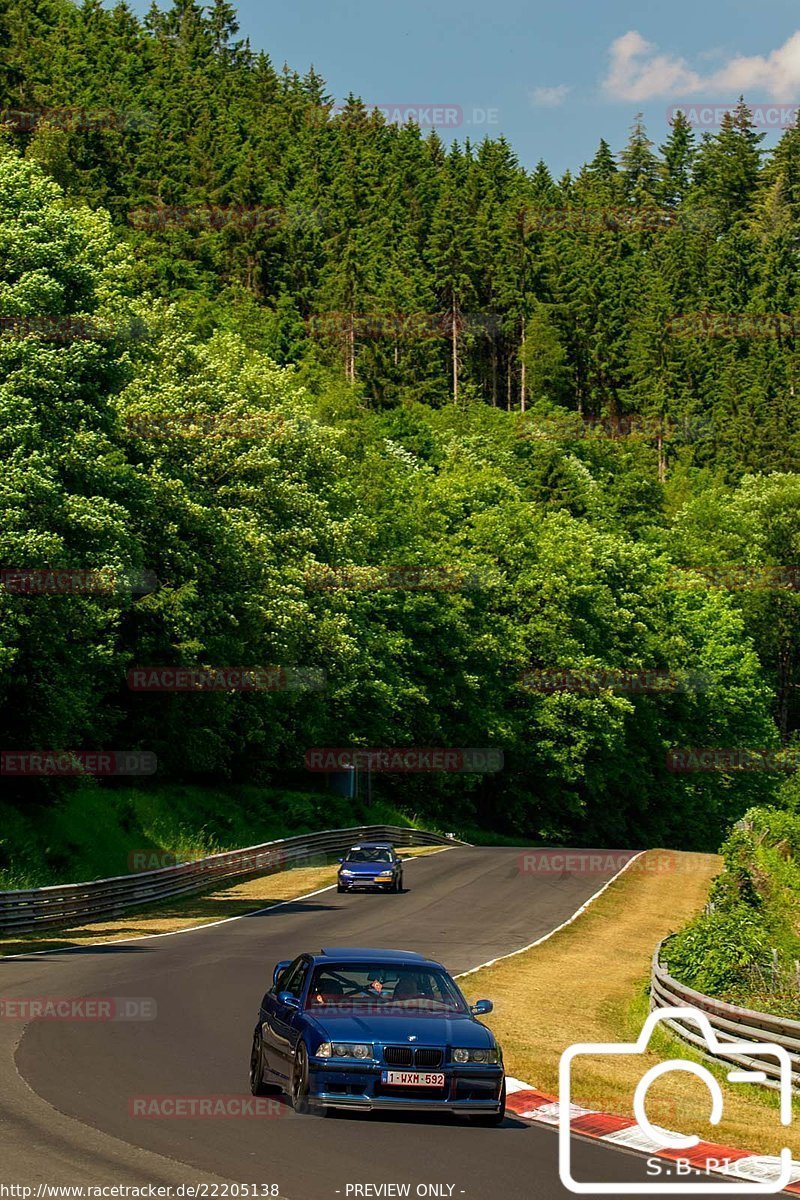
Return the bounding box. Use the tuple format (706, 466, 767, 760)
(306, 963, 467, 1012)
(345, 848, 393, 863)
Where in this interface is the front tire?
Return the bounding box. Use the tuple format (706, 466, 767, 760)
(249, 1032, 278, 1096)
(470, 1079, 506, 1126)
(290, 1043, 329, 1116)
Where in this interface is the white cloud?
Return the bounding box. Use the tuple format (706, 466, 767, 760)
(604, 31, 701, 101)
(603, 29, 800, 103)
(529, 84, 572, 108)
(708, 32, 800, 102)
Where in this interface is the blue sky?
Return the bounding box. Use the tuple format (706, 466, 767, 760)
(126, 0, 800, 175)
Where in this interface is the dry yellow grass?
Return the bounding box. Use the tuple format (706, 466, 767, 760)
(0, 844, 446, 958)
(460, 850, 795, 1157)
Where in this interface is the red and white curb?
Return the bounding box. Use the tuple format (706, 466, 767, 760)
(505, 1077, 800, 1193)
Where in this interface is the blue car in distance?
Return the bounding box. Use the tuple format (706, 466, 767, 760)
(249, 947, 505, 1124)
(337, 842, 404, 893)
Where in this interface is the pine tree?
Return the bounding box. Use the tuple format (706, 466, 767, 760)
(496, 184, 542, 411)
(427, 160, 477, 404)
(530, 159, 558, 203)
(693, 99, 765, 223)
(578, 138, 619, 203)
(620, 114, 660, 204)
(315, 96, 382, 382)
(659, 110, 695, 207)
(763, 117, 800, 222)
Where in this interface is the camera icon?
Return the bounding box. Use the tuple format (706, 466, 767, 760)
(559, 1006, 794, 1194)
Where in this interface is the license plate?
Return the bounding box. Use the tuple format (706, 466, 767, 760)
(381, 1070, 445, 1088)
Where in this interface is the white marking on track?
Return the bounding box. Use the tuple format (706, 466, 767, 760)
(454, 851, 645, 978)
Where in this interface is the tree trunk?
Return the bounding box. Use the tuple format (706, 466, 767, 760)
(245, 254, 256, 294)
(347, 312, 355, 383)
(520, 315, 526, 413)
(451, 300, 459, 404)
(657, 427, 666, 483)
(777, 634, 793, 744)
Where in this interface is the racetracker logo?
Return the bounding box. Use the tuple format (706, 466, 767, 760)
(128, 1095, 284, 1119)
(307, 103, 500, 129)
(306, 312, 501, 339)
(127, 847, 286, 874)
(127, 667, 325, 692)
(667, 313, 800, 338)
(522, 206, 689, 234)
(0, 106, 152, 131)
(304, 565, 483, 591)
(125, 412, 287, 440)
(128, 204, 319, 231)
(518, 668, 710, 694)
(516, 412, 712, 444)
(668, 104, 800, 129)
(1, 751, 157, 776)
(0, 315, 148, 342)
(518, 851, 682, 875)
(305, 748, 504, 773)
(665, 565, 800, 591)
(666, 748, 800, 773)
(0, 997, 157, 1020)
(0, 568, 157, 595)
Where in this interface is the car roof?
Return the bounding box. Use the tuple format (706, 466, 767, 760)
(316, 946, 444, 968)
(346, 842, 395, 849)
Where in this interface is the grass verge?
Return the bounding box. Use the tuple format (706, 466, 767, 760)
(0, 845, 447, 958)
(460, 849, 797, 1157)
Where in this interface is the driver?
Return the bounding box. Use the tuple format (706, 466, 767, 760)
(311, 977, 344, 1005)
(393, 973, 434, 1001)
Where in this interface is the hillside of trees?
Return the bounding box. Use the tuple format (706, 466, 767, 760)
(1, 0, 800, 854)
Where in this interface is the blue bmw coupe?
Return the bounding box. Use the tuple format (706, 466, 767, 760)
(249, 947, 505, 1123)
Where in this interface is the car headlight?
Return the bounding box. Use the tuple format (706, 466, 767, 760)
(452, 1047, 499, 1064)
(339, 869, 353, 876)
(317, 1042, 332, 1057)
(376, 871, 394, 879)
(331, 1042, 372, 1059)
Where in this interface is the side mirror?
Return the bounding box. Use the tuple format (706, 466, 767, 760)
(337, 857, 344, 863)
(277, 991, 301, 1010)
(471, 999, 493, 1016)
(272, 960, 291, 989)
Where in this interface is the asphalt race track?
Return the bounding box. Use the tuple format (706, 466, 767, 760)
(2, 847, 749, 1200)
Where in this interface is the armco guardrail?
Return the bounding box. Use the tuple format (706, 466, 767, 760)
(651, 940, 800, 1091)
(0, 825, 462, 936)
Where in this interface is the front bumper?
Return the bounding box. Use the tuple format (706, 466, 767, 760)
(338, 876, 395, 890)
(309, 1059, 504, 1113)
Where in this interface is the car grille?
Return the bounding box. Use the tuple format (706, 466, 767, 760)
(383, 1046, 414, 1066)
(383, 1046, 443, 1068)
(414, 1048, 443, 1067)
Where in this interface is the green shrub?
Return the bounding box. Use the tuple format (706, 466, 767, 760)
(664, 906, 774, 995)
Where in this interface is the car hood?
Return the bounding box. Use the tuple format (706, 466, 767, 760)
(306, 1010, 493, 1047)
(339, 861, 393, 873)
